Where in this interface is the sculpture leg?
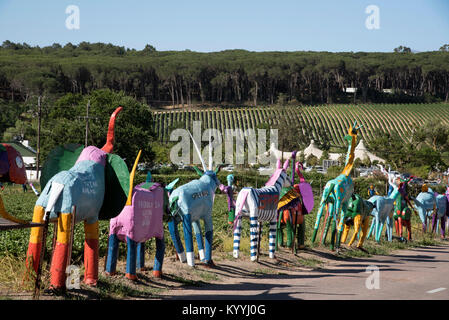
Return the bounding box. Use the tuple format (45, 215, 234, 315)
(126, 236, 138, 281)
(312, 203, 326, 243)
(386, 216, 393, 242)
(366, 217, 376, 240)
(348, 215, 362, 246)
(357, 216, 370, 248)
(285, 218, 293, 248)
(440, 215, 446, 239)
(153, 236, 165, 277)
(136, 242, 145, 271)
(250, 215, 259, 262)
(84, 221, 99, 286)
(168, 219, 186, 263)
(182, 213, 195, 267)
(49, 213, 72, 290)
(275, 213, 284, 250)
(228, 208, 235, 225)
(322, 208, 333, 245)
(232, 216, 242, 258)
(404, 219, 412, 241)
(192, 220, 205, 262)
(330, 219, 337, 251)
(105, 234, 119, 275)
(432, 214, 437, 234)
(269, 219, 277, 259)
(26, 205, 45, 273)
(297, 217, 305, 249)
(203, 215, 214, 265)
(397, 216, 403, 238)
(341, 222, 351, 244)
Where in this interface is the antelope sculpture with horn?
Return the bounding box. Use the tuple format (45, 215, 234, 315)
(167, 131, 223, 267)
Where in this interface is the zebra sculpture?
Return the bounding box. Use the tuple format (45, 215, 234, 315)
(232, 159, 291, 262)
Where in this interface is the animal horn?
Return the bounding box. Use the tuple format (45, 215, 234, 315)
(193, 166, 204, 177)
(188, 131, 207, 172)
(282, 159, 289, 171)
(208, 130, 213, 171)
(102, 106, 123, 153)
(126, 150, 142, 206)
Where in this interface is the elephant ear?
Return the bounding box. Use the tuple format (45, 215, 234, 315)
(40, 143, 84, 190)
(98, 153, 130, 220)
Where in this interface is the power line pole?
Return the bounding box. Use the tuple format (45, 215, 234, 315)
(77, 100, 97, 147)
(35, 96, 41, 181)
(85, 100, 90, 147)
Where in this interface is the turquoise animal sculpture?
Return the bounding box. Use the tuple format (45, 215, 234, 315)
(413, 184, 448, 237)
(168, 132, 222, 267)
(26, 107, 129, 291)
(311, 121, 362, 250)
(366, 166, 400, 242)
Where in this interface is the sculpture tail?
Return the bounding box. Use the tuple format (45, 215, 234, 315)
(101, 106, 123, 153)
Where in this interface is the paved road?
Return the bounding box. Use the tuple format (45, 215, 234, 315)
(164, 244, 449, 300)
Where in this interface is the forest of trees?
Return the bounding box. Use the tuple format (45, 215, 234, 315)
(0, 41, 448, 107)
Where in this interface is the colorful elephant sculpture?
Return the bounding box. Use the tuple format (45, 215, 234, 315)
(26, 107, 130, 291)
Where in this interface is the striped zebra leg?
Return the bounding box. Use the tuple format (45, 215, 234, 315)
(250, 215, 259, 262)
(233, 216, 242, 258)
(269, 220, 277, 259)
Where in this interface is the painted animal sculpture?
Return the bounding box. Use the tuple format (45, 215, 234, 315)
(233, 159, 291, 261)
(105, 153, 178, 280)
(168, 133, 222, 267)
(392, 176, 414, 241)
(0, 143, 29, 223)
(311, 121, 362, 250)
(366, 166, 400, 242)
(340, 193, 374, 248)
(276, 159, 314, 252)
(413, 184, 447, 237)
(26, 107, 129, 290)
(223, 174, 236, 225)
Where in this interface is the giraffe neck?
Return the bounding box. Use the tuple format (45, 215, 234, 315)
(341, 136, 356, 177)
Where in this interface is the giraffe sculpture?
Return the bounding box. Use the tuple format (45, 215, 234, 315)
(311, 121, 362, 250)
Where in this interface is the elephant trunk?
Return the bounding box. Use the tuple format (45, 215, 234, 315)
(101, 106, 123, 153)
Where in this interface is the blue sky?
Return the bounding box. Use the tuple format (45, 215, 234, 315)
(0, 0, 448, 52)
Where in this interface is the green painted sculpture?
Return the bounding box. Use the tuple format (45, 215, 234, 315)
(311, 121, 362, 250)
